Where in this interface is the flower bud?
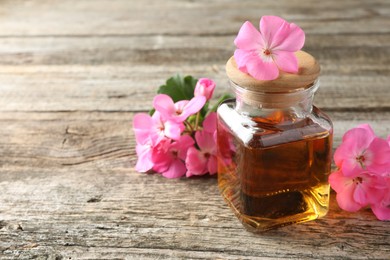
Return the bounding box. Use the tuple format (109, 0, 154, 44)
(194, 78, 216, 101)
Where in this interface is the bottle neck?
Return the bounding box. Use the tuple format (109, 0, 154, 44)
(232, 80, 319, 120)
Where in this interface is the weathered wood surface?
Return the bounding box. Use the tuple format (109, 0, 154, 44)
(0, 0, 389, 259)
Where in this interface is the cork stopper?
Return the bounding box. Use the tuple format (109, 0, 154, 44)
(226, 51, 320, 93)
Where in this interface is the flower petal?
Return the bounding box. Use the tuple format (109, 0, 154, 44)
(333, 142, 347, 168)
(329, 170, 352, 193)
(273, 50, 299, 73)
(357, 124, 376, 138)
(195, 130, 216, 153)
(133, 113, 153, 143)
(164, 120, 184, 140)
(234, 21, 263, 50)
(203, 112, 217, 134)
(371, 191, 390, 221)
(186, 147, 208, 176)
(245, 54, 279, 80)
(153, 94, 176, 121)
(177, 96, 206, 121)
(259, 16, 289, 48)
(273, 22, 305, 52)
(135, 143, 154, 172)
(162, 159, 186, 179)
(336, 183, 363, 212)
(353, 183, 370, 206)
(173, 134, 195, 160)
(365, 184, 387, 204)
(342, 127, 374, 146)
(341, 156, 363, 177)
(234, 49, 253, 73)
(367, 137, 390, 175)
(371, 202, 390, 221)
(150, 111, 169, 142)
(151, 139, 171, 173)
(207, 155, 218, 175)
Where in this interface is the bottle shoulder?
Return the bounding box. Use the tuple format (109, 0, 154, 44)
(310, 106, 333, 133)
(217, 101, 333, 148)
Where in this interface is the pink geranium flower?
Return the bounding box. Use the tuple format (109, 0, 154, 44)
(186, 113, 218, 177)
(234, 16, 305, 80)
(133, 111, 184, 143)
(194, 78, 216, 101)
(153, 94, 206, 123)
(152, 135, 195, 178)
(334, 124, 390, 177)
(329, 170, 386, 212)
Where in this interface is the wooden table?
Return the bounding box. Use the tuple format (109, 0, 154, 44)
(1, 0, 389, 259)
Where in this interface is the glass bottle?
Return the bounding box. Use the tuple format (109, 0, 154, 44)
(217, 51, 333, 232)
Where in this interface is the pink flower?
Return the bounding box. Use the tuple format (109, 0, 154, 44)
(133, 112, 184, 142)
(194, 78, 216, 101)
(329, 170, 386, 212)
(234, 16, 305, 80)
(371, 179, 390, 221)
(334, 125, 390, 177)
(152, 135, 195, 178)
(153, 94, 206, 123)
(186, 114, 218, 177)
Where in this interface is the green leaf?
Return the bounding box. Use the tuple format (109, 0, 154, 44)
(183, 75, 198, 99)
(157, 75, 198, 102)
(200, 101, 209, 118)
(148, 108, 155, 116)
(209, 93, 235, 114)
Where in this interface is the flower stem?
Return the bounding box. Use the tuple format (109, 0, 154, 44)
(195, 112, 200, 131)
(184, 120, 195, 134)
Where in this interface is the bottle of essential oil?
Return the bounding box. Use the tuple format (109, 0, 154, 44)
(217, 51, 333, 232)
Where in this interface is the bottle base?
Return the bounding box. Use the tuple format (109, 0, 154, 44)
(220, 186, 329, 232)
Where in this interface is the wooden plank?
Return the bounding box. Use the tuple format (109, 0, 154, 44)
(0, 33, 388, 112)
(0, 34, 389, 66)
(0, 168, 389, 259)
(0, 111, 388, 168)
(0, 0, 389, 36)
(0, 112, 135, 168)
(0, 65, 389, 112)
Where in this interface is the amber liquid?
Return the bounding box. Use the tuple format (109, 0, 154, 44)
(217, 102, 332, 231)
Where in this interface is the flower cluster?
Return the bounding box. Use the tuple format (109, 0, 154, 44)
(133, 76, 229, 178)
(234, 16, 305, 80)
(329, 124, 390, 220)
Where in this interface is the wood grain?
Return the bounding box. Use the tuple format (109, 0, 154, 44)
(0, 65, 389, 112)
(0, 111, 389, 169)
(0, 0, 389, 36)
(0, 33, 388, 112)
(0, 168, 388, 259)
(0, 0, 389, 259)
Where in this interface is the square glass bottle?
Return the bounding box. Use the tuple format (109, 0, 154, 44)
(217, 51, 333, 232)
